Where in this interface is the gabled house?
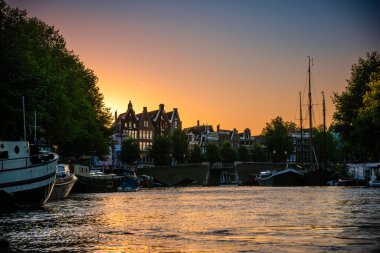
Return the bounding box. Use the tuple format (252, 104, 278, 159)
(111, 101, 182, 166)
(136, 107, 155, 163)
(150, 104, 171, 137)
(239, 128, 255, 149)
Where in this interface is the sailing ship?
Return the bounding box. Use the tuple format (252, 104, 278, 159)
(302, 57, 331, 185)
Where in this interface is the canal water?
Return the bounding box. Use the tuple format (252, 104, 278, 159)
(1, 186, 380, 252)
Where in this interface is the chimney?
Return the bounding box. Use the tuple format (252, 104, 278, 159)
(217, 124, 220, 132)
(197, 120, 199, 127)
(115, 110, 117, 122)
(159, 104, 164, 111)
(128, 100, 133, 110)
(143, 106, 147, 112)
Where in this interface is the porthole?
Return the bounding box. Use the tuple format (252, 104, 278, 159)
(14, 145, 20, 154)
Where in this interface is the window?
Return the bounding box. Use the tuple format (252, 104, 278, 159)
(144, 120, 149, 127)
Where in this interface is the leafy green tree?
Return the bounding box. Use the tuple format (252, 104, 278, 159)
(151, 135, 171, 166)
(170, 128, 188, 164)
(333, 52, 380, 161)
(189, 144, 203, 163)
(262, 116, 294, 162)
(238, 145, 250, 162)
(220, 140, 237, 163)
(251, 143, 266, 162)
(312, 125, 339, 169)
(120, 137, 140, 166)
(0, 1, 112, 159)
(206, 143, 221, 163)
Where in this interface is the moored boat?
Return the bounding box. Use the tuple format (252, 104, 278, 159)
(49, 164, 77, 200)
(369, 165, 380, 187)
(256, 168, 304, 186)
(72, 164, 126, 193)
(0, 141, 58, 209)
(117, 176, 141, 192)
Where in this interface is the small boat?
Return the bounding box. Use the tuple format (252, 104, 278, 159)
(369, 165, 380, 187)
(256, 168, 304, 186)
(336, 178, 357, 186)
(72, 164, 126, 193)
(0, 141, 58, 209)
(117, 176, 141, 192)
(49, 164, 77, 200)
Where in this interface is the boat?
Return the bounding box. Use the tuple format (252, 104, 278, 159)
(256, 167, 304, 186)
(72, 164, 126, 193)
(49, 164, 77, 200)
(0, 141, 58, 209)
(369, 165, 380, 187)
(117, 176, 141, 192)
(336, 178, 357, 186)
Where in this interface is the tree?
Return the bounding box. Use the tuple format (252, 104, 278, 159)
(170, 128, 188, 164)
(120, 137, 140, 166)
(0, 1, 112, 159)
(151, 135, 171, 166)
(189, 144, 203, 163)
(238, 145, 250, 162)
(333, 51, 380, 161)
(205, 143, 221, 163)
(262, 116, 294, 163)
(251, 143, 266, 162)
(220, 140, 237, 163)
(312, 125, 339, 169)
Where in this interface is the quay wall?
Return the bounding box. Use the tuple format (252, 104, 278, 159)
(136, 162, 300, 186)
(136, 163, 209, 186)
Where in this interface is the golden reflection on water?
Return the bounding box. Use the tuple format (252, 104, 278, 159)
(78, 187, 380, 252)
(2, 187, 380, 252)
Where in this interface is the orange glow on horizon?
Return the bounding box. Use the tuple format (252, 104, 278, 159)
(10, 0, 379, 135)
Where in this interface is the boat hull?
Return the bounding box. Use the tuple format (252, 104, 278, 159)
(369, 181, 380, 187)
(0, 160, 57, 209)
(257, 169, 304, 186)
(72, 174, 124, 193)
(49, 175, 77, 200)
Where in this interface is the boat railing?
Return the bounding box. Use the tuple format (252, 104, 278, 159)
(0, 152, 56, 171)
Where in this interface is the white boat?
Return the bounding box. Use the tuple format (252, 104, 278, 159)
(49, 164, 77, 200)
(369, 165, 380, 187)
(0, 141, 59, 209)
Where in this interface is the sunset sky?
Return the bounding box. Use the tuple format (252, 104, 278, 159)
(10, 0, 380, 134)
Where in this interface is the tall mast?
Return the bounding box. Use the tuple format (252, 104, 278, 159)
(322, 91, 327, 169)
(299, 91, 304, 168)
(308, 56, 313, 170)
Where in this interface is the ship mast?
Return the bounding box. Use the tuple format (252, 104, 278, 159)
(322, 91, 327, 169)
(307, 56, 313, 170)
(299, 91, 304, 169)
